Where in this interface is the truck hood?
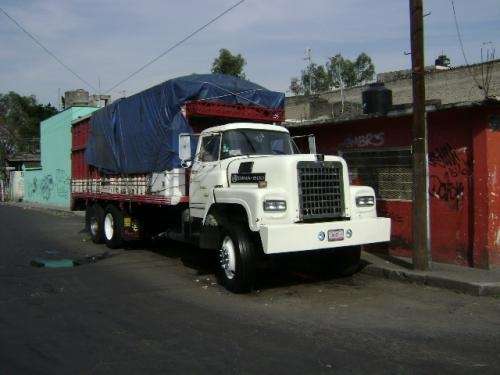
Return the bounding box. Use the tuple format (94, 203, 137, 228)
(225, 154, 349, 189)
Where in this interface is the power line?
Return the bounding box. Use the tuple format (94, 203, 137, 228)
(449, 0, 483, 91)
(0, 6, 97, 91)
(105, 0, 246, 94)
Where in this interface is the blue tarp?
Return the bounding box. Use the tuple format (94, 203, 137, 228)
(85, 74, 284, 174)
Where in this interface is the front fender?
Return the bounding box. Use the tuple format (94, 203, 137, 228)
(209, 188, 260, 231)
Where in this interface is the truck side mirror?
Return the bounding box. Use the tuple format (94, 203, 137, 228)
(308, 135, 317, 154)
(291, 134, 317, 154)
(179, 134, 192, 167)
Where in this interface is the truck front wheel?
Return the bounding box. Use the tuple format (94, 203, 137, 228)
(216, 225, 257, 293)
(103, 204, 124, 249)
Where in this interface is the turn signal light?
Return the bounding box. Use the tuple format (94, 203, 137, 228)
(356, 196, 375, 207)
(263, 200, 287, 211)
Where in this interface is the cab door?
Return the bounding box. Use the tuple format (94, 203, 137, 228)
(190, 134, 221, 218)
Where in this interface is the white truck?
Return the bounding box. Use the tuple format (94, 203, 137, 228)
(73, 116, 390, 293)
(175, 122, 390, 291)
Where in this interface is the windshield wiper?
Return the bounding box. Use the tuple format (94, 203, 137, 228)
(235, 130, 256, 153)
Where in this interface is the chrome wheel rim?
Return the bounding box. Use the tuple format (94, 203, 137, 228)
(104, 213, 114, 240)
(219, 236, 236, 280)
(90, 216, 99, 236)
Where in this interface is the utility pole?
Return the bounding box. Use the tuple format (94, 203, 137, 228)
(409, 0, 431, 270)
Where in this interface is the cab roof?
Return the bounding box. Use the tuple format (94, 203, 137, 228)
(201, 122, 289, 134)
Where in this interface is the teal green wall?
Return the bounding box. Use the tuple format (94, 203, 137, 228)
(24, 107, 98, 208)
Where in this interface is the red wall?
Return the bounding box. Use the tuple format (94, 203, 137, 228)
(471, 108, 500, 268)
(289, 105, 500, 268)
(428, 110, 473, 266)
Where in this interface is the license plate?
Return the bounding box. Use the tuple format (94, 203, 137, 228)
(328, 229, 344, 241)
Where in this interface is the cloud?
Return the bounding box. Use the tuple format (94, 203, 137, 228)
(0, 0, 498, 104)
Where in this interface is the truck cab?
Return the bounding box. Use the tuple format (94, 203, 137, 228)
(180, 122, 391, 292)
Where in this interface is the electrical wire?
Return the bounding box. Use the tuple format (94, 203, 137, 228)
(449, 0, 483, 91)
(105, 0, 246, 94)
(0, 6, 97, 91)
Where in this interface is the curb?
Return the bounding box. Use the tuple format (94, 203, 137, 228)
(0, 201, 85, 217)
(362, 263, 500, 297)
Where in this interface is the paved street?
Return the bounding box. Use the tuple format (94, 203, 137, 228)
(1, 204, 499, 374)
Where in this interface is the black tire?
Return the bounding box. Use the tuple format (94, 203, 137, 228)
(85, 204, 105, 244)
(331, 246, 362, 277)
(103, 204, 124, 249)
(216, 223, 258, 293)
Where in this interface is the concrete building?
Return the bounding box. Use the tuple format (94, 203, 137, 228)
(286, 59, 500, 121)
(62, 89, 111, 109)
(5, 152, 40, 171)
(23, 107, 98, 208)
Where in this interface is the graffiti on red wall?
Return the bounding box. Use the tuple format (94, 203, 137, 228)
(340, 132, 385, 148)
(429, 175, 464, 209)
(429, 143, 468, 177)
(428, 143, 468, 210)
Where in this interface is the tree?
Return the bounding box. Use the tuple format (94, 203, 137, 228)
(211, 48, 246, 78)
(327, 53, 375, 89)
(0, 92, 57, 175)
(299, 63, 331, 95)
(0, 92, 57, 141)
(290, 53, 375, 95)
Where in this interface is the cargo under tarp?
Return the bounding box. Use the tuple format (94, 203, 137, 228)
(84, 74, 285, 174)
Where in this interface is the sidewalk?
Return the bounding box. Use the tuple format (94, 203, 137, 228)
(0, 201, 84, 216)
(361, 251, 500, 296)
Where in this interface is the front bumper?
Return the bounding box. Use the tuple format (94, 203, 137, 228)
(259, 217, 391, 254)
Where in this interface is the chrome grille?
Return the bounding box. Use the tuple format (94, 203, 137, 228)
(297, 161, 344, 220)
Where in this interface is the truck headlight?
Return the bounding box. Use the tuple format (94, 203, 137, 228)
(263, 200, 287, 212)
(356, 196, 375, 207)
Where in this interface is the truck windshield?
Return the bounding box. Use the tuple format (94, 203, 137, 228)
(220, 129, 294, 159)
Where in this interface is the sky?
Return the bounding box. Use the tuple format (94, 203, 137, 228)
(1, 0, 499, 105)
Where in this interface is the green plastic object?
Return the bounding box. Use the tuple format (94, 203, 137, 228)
(30, 259, 75, 268)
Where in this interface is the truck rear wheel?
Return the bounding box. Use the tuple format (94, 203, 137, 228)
(216, 224, 257, 293)
(86, 204, 105, 244)
(103, 204, 124, 249)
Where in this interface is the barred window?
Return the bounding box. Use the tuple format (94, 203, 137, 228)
(340, 148, 412, 201)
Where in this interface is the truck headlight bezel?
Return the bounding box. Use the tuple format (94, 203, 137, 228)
(263, 200, 287, 212)
(356, 196, 375, 207)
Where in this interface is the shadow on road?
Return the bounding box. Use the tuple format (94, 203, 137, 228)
(136, 237, 367, 291)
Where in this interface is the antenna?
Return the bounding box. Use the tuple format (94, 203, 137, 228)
(336, 62, 345, 114)
(304, 48, 313, 94)
(480, 41, 496, 98)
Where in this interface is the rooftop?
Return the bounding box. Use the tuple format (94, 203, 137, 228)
(284, 98, 500, 129)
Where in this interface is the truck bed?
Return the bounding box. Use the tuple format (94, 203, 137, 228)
(71, 117, 189, 206)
